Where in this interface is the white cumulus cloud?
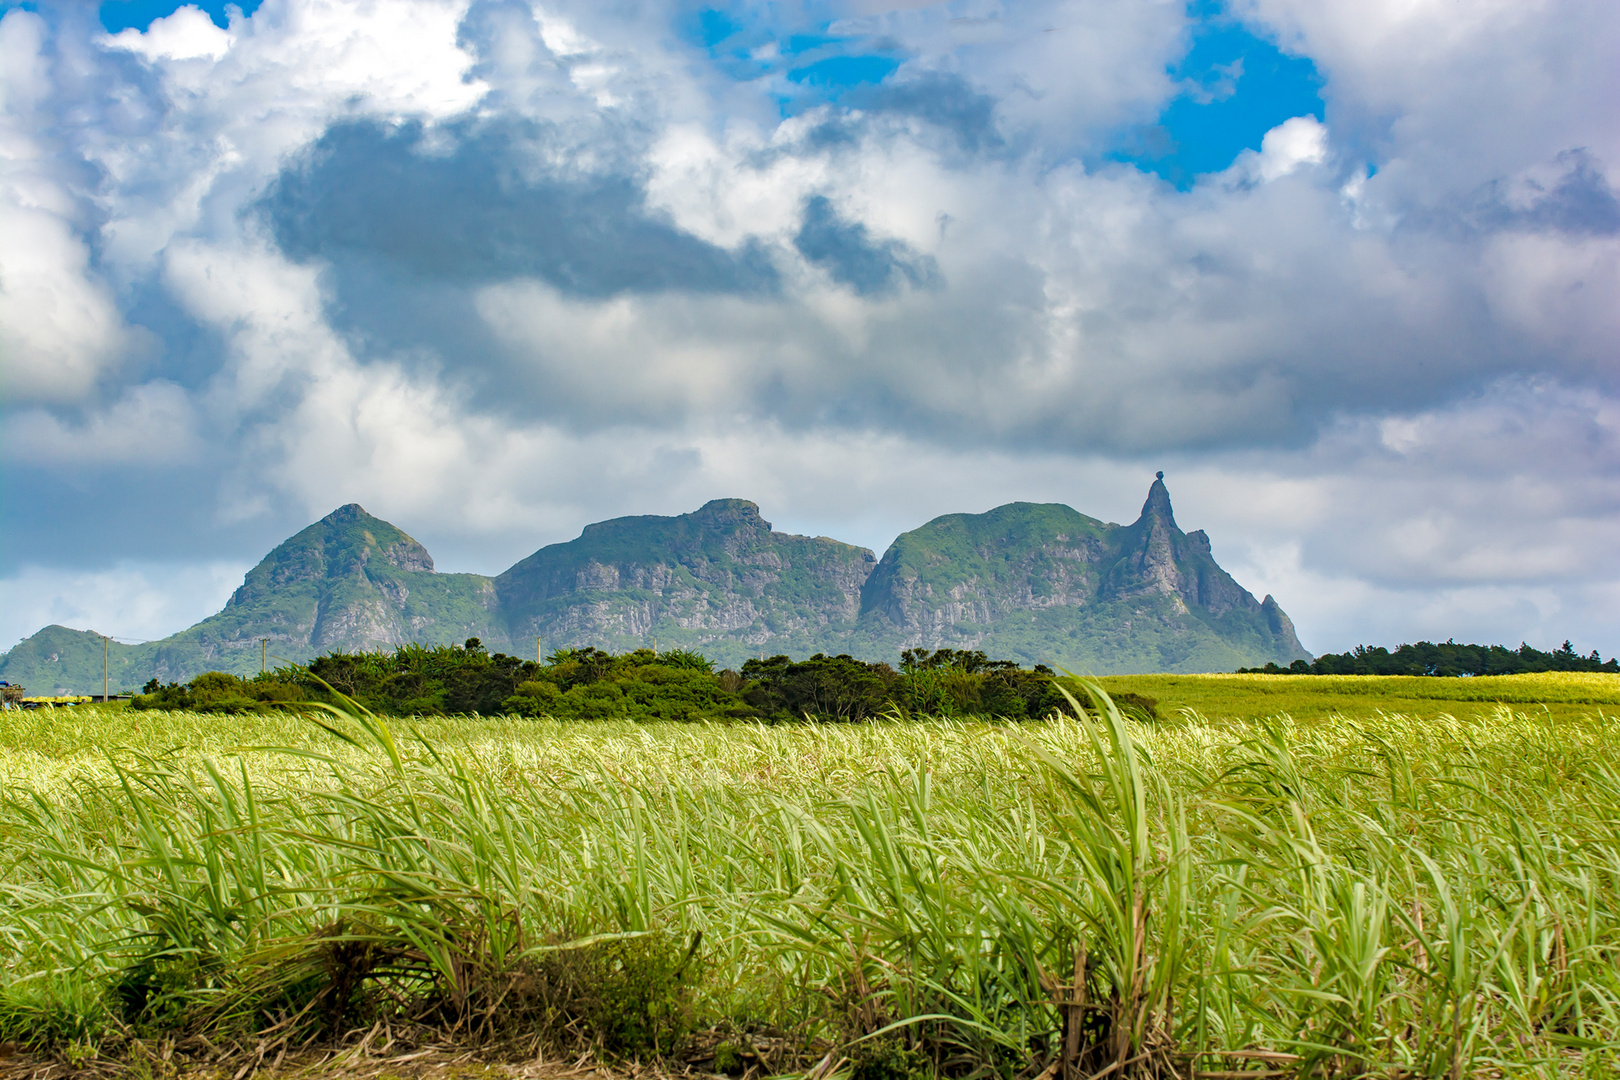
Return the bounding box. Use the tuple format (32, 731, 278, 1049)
(0, 10, 129, 403)
(103, 5, 234, 61)
(1253, 115, 1329, 182)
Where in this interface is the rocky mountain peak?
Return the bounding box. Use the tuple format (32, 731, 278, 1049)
(311, 504, 435, 573)
(692, 498, 771, 531)
(321, 503, 369, 523)
(1108, 474, 1183, 598)
(224, 505, 436, 607)
(857, 487, 1310, 672)
(1139, 471, 1177, 528)
(496, 498, 876, 660)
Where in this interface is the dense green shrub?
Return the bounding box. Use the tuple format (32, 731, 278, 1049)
(739, 653, 900, 722)
(135, 641, 1107, 722)
(129, 671, 306, 713)
(735, 648, 1141, 723)
(503, 648, 752, 721)
(895, 648, 1070, 719)
(305, 638, 535, 714)
(1241, 638, 1620, 677)
(287, 642, 1095, 721)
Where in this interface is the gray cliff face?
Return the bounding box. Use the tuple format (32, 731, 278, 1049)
(857, 481, 1310, 672)
(312, 596, 403, 650)
(495, 499, 878, 657)
(1261, 594, 1301, 643)
(383, 539, 434, 573)
(1104, 478, 1183, 598)
(1099, 479, 1258, 618)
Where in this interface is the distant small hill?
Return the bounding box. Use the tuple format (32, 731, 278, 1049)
(0, 478, 1310, 692)
(0, 624, 148, 697)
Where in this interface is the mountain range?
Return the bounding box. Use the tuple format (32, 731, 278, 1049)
(0, 477, 1310, 692)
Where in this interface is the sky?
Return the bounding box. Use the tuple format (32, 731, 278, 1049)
(1, 0, 1617, 659)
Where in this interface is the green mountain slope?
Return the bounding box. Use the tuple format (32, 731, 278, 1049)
(855, 477, 1309, 673)
(160, 503, 502, 677)
(496, 498, 878, 669)
(0, 506, 504, 692)
(0, 480, 1310, 691)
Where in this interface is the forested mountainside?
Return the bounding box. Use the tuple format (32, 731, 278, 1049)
(2, 478, 1307, 691)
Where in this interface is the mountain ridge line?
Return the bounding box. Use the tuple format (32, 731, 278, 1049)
(1, 476, 1310, 691)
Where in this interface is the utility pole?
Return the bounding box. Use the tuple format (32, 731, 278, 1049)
(261, 638, 268, 674)
(537, 636, 543, 664)
(103, 634, 109, 703)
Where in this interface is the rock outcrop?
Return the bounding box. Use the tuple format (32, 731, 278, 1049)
(855, 477, 1310, 673)
(496, 499, 877, 666)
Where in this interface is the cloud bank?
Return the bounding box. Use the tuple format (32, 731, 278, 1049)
(1, 0, 1617, 656)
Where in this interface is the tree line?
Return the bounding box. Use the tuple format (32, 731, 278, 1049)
(1240, 639, 1619, 677)
(130, 640, 1160, 722)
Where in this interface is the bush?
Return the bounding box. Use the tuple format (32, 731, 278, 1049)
(740, 654, 899, 722)
(658, 649, 715, 673)
(502, 649, 751, 721)
(306, 640, 537, 714)
(129, 671, 306, 713)
(517, 931, 701, 1058)
(895, 649, 1068, 719)
(131, 644, 1106, 725)
(1240, 638, 1620, 677)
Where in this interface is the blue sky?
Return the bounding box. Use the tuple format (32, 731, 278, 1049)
(680, 1, 1328, 186)
(1116, 19, 1324, 188)
(2, 0, 1617, 656)
(90, 0, 1328, 187)
(97, 0, 261, 32)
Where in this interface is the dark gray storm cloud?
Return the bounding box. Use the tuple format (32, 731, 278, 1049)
(760, 73, 1002, 161)
(1411, 149, 1620, 240)
(793, 195, 941, 297)
(849, 71, 1004, 155)
(1472, 150, 1620, 236)
(262, 119, 779, 298)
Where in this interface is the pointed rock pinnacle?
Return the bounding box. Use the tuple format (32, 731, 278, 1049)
(1140, 472, 1176, 529)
